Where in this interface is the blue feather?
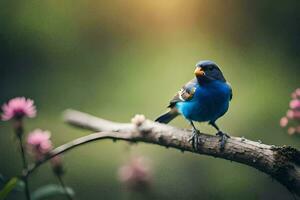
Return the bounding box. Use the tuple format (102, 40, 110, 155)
(175, 80, 231, 123)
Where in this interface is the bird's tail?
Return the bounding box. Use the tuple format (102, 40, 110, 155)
(155, 109, 179, 124)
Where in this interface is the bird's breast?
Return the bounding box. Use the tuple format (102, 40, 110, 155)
(176, 82, 231, 122)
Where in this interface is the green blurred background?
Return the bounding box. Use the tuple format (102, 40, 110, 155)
(1, 1, 300, 199)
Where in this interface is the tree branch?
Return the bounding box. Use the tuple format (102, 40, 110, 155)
(25, 109, 300, 197)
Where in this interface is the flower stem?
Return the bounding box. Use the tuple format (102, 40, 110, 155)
(57, 175, 73, 200)
(15, 120, 31, 200)
(17, 135, 31, 200)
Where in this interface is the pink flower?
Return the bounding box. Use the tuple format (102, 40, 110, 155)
(118, 156, 152, 191)
(27, 129, 53, 160)
(290, 99, 300, 109)
(1, 97, 36, 121)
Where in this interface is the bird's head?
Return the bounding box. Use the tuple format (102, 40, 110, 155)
(194, 60, 226, 83)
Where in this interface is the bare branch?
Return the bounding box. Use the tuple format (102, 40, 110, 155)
(25, 109, 300, 197)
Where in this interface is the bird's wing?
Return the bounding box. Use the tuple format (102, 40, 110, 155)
(226, 82, 233, 101)
(168, 78, 198, 108)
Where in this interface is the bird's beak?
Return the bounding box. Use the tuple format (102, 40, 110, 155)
(194, 67, 205, 77)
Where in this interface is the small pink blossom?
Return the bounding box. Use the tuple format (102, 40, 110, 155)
(50, 156, 64, 175)
(280, 117, 288, 127)
(1, 97, 36, 121)
(296, 88, 300, 96)
(27, 129, 53, 160)
(292, 88, 300, 99)
(288, 127, 296, 135)
(118, 156, 152, 191)
(50, 156, 62, 167)
(294, 111, 300, 119)
(287, 110, 300, 119)
(27, 130, 64, 174)
(281, 88, 300, 135)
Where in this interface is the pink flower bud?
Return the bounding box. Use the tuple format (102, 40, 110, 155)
(118, 156, 152, 192)
(294, 111, 300, 119)
(287, 110, 294, 119)
(291, 92, 297, 99)
(50, 156, 64, 176)
(280, 117, 289, 127)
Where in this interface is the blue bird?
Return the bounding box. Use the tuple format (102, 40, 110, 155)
(155, 60, 232, 150)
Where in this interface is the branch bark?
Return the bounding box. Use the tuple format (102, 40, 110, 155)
(25, 109, 300, 197)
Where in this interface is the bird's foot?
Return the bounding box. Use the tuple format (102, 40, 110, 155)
(188, 129, 202, 151)
(216, 131, 230, 151)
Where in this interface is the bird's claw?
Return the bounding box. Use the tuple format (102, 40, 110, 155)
(188, 129, 202, 151)
(216, 131, 230, 151)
